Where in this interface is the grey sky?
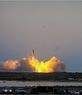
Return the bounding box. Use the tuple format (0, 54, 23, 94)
(0, 1, 82, 72)
(0, 0, 82, 1)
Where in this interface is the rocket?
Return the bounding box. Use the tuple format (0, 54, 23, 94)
(32, 49, 35, 56)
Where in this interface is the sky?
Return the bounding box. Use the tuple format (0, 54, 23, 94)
(0, 0, 82, 1)
(0, 1, 82, 72)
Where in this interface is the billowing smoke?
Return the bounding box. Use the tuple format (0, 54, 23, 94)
(3, 60, 20, 70)
(0, 58, 31, 72)
(0, 51, 65, 72)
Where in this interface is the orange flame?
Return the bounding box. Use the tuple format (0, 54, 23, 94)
(3, 60, 20, 70)
(2, 50, 65, 72)
(27, 51, 61, 73)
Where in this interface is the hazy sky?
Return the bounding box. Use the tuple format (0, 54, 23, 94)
(0, 1, 82, 72)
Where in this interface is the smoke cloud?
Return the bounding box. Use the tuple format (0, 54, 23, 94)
(0, 51, 65, 72)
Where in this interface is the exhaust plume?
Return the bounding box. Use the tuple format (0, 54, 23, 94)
(3, 60, 20, 70)
(0, 50, 65, 72)
(27, 51, 65, 73)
